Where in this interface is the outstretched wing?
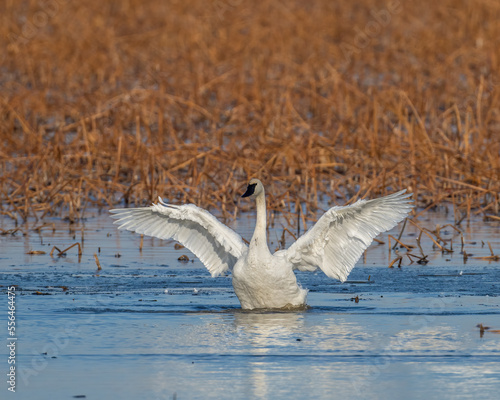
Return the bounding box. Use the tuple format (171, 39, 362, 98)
(110, 198, 247, 277)
(283, 190, 413, 282)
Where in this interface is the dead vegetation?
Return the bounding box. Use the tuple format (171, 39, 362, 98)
(1, 0, 499, 224)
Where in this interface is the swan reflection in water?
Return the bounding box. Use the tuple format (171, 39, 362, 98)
(149, 310, 372, 400)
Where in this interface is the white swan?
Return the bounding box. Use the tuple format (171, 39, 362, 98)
(110, 179, 413, 309)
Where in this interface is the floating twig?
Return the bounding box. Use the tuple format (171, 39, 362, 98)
(26, 250, 46, 255)
(50, 242, 82, 257)
(388, 235, 415, 251)
(472, 242, 500, 261)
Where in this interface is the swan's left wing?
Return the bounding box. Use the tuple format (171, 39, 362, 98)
(110, 198, 247, 277)
(283, 190, 413, 282)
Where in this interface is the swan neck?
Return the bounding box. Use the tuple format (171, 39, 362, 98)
(251, 192, 269, 253)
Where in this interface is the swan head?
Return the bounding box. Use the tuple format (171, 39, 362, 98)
(241, 178, 264, 198)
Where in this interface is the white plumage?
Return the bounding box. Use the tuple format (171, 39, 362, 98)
(110, 178, 413, 309)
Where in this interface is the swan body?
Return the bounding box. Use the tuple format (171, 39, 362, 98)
(110, 179, 413, 309)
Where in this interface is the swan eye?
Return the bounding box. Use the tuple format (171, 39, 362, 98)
(241, 183, 257, 198)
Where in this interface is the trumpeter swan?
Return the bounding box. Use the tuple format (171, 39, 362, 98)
(110, 178, 413, 309)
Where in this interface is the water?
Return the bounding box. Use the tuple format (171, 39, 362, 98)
(1, 210, 499, 399)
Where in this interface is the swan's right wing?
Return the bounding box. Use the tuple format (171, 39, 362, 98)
(110, 198, 247, 277)
(283, 190, 413, 282)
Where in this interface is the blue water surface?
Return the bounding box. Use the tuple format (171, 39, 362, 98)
(1, 210, 499, 399)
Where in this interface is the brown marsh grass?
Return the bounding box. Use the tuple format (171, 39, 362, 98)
(1, 0, 499, 225)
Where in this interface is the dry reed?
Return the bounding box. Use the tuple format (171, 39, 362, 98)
(1, 0, 499, 224)
(50, 242, 82, 258)
(93, 253, 102, 270)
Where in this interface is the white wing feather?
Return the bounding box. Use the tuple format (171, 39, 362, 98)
(110, 197, 247, 277)
(283, 190, 413, 282)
